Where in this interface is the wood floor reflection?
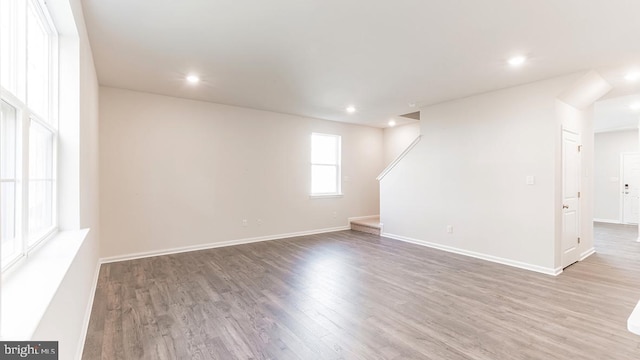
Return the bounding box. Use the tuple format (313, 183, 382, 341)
(82, 223, 640, 359)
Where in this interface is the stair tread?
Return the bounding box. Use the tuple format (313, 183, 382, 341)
(350, 217, 381, 229)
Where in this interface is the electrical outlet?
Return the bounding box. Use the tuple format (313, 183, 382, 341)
(446, 225, 453, 234)
(242, 219, 248, 227)
(257, 219, 263, 226)
(332, 211, 337, 218)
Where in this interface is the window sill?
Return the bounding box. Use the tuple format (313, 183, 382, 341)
(309, 193, 344, 199)
(1, 228, 90, 340)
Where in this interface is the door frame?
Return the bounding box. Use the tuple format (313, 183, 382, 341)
(619, 152, 640, 225)
(561, 128, 581, 269)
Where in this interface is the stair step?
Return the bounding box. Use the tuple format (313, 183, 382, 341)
(350, 217, 381, 236)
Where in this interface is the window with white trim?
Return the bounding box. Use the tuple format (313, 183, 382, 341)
(311, 133, 341, 196)
(1, 0, 58, 271)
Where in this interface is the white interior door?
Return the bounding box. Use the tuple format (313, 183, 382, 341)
(562, 130, 581, 268)
(621, 153, 640, 225)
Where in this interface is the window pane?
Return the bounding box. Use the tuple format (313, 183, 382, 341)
(312, 165, 337, 194)
(0, 101, 20, 267)
(28, 120, 54, 243)
(28, 179, 53, 241)
(27, 1, 50, 119)
(0, 0, 27, 100)
(1, 182, 19, 267)
(29, 120, 53, 179)
(312, 134, 338, 164)
(1, 101, 17, 179)
(1, 0, 58, 270)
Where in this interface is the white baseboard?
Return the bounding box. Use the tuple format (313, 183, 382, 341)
(347, 215, 380, 223)
(580, 247, 596, 261)
(381, 232, 561, 276)
(100, 226, 350, 264)
(593, 218, 621, 224)
(76, 261, 102, 360)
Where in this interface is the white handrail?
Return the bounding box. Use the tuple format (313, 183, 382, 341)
(377, 135, 422, 181)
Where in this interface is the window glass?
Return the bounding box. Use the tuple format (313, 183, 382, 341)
(311, 134, 338, 165)
(28, 120, 54, 243)
(0, 0, 27, 101)
(311, 165, 338, 194)
(1, 182, 18, 264)
(27, 1, 50, 119)
(311, 133, 341, 196)
(29, 120, 53, 179)
(1, 101, 20, 267)
(1, 101, 17, 179)
(0, 0, 57, 270)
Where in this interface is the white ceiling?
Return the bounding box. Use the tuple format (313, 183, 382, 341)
(594, 94, 640, 133)
(81, 0, 640, 127)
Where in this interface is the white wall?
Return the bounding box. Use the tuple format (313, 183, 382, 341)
(31, 1, 101, 359)
(99, 87, 383, 259)
(383, 122, 421, 165)
(380, 74, 583, 274)
(594, 130, 638, 222)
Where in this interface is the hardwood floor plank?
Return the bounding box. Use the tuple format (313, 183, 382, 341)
(82, 223, 640, 359)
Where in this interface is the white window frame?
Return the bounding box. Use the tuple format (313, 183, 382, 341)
(310, 133, 342, 197)
(1, 0, 59, 272)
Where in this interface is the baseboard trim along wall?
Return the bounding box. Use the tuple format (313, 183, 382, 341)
(76, 261, 102, 359)
(593, 218, 621, 224)
(580, 247, 596, 261)
(381, 232, 562, 276)
(100, 225, 350, 264)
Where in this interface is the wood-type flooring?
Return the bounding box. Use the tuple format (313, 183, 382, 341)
(82, 223, 640, 359)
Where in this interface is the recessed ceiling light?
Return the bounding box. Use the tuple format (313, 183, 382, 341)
(186, 74, 200, 84)
(388, 119, 396, 127)
(630, 102, 640, 111)
(346, 105, 356, 114)
(508, 55, 527, 67)
(625, 72, 640, 82)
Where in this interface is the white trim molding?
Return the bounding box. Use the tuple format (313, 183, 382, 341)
(381, 232, 561, 276)
(593, 218, 621, 224)
(100, 226, 350, 264)
(377, 135, 421, 181)
(76, 261, 102, 359)
(579, 247, 596, 261)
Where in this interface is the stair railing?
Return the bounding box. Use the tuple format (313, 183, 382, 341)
(376, 135, 422, 181)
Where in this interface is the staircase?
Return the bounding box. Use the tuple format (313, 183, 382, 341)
(350, 216, 382, 235)
(350, 135, 419, 237)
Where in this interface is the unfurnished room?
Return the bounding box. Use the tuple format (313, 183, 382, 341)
(1, 0, 640, 359)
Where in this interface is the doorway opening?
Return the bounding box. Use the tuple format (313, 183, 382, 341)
(593, 93, 640, 248)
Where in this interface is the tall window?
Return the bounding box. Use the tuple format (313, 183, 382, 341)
(1, 0, 58, 271)
(311, 133, 341, 196)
